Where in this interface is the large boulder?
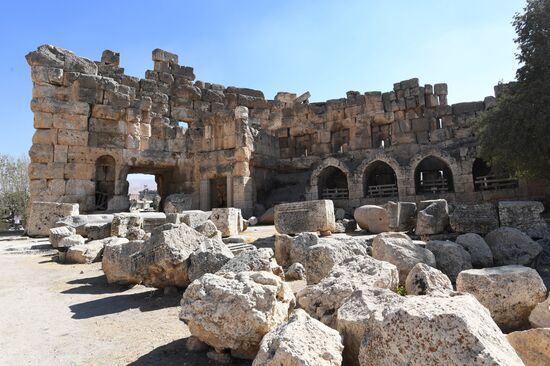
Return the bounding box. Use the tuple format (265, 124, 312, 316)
(456, 233, 494, 268)
(179, 271, 295, 359)
(485, 227, 542, 266)
(386, 201, 417, 232)
(133, 223, 214, 288)
(194, 220, 221, 240)
(84, 222, 111, 241)
(371, 232, 436, 283)
(57, 234, 85, 249)
(456, 265, 547, 331)
(357, 292, 524, 366)
(529, 296, 550, 328)
(101, 238, 139, 285)
(405, 262, 453, 296)
(275, 232, 368, 284)
(163, 193, 193, 213)
(297, 256, 399, 327)
(211, 207, 242, 237)
(27, 201, 79, 237)
(415, 199, 449, 235)
(498, 200, 549, 238)
(110, 213, 143, 238)
(448, 203, 499, 234)
(353, 205, 389, 233)
(507, 328, 550, 366)
(336, 288, 402, 366)
(187, 239, 234, 282)
(426, 240, 472, 283)
(65, 239, 105, 264)
(217, 248, 282, 277)
(534, 238, 550, 275)
(49, 226, 76, 248)
(252, 309, 343, 366)
(274, 200, 336, 235)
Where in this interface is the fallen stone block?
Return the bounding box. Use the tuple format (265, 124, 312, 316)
(507, 328, 550, 366)
(274, 200, 336, 235)
(217, 248, 282, 278)
(84, 222, 111, 241)
(498, 200, 549, 238)
(253, 309, 343, 366)
(164, 193, 193, 213)
(65, 240, 105, 264)
(28, 201, 79, 237)
(101, 238, 140, 285)
(111, 213, 143, 238)
(353, 205, 389, 233)
(180, 271, 295, 359)
(57, 234, 85, 249)
(449, 203, 499, 234)
(372, 232, 436, 284)
(456, 233, 493, 268)
(357, 292, 523, 366)
(415, 199, 449, 235)
(211, 208, 242, 237)
(456, 265, 547, 331)
(386, 201, 417, 232)
(297, 256, 399, 327)
(187, 239, 234, 282)
(49, 226, 75, 248)
(405, 262, 453, 296)
(485, 227, 542, 266)
(426, 240, 472, 283)
(529, 296, 550, 328)
(284, 263, 305, 281)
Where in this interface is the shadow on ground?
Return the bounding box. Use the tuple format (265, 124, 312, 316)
(127, 338, 252, 366)
(62, 275, 133, 295)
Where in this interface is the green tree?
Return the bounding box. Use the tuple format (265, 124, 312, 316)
(476, 0, 550, 178)
(0, 154, 30, 226)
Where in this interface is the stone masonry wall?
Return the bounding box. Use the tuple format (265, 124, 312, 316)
(26, 45, 550, 218)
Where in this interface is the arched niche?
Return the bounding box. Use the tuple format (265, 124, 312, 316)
(317, 166, 349, 200)
(364, 160, 398, 198)
(95, 155, 116, 211)
(414, 156, 454, 194)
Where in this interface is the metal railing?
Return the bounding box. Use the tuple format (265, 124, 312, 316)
(321, 187, 349, 200)
(367, 183, 398, 198)
(474, 175, 518, 191)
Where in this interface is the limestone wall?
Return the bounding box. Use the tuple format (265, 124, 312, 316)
(26, 45, 550, 218)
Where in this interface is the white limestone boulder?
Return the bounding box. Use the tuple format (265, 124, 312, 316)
(179, 271, 295, 359)
(371, 232, 436, 283)
(485, 227, 542, 266)
(498, 200, 549, 238)
(111, 213, 143, 238)
(217, 248, 282, 278)
(163, 193, 193, 213)
(49, 226, 75, 248)
(529, 296, 550, 328)
(336, 288, 402, 366)
(274, 200, 336, 235)
(456, 233, 494, 268)
(357, 292, 524, 366)
(297, 256, 399, 327)
(353, 205, 389, 233)
(187, 239, 234, 282)
(65, 240, 105, 264)
(507, 328, 550, 366)
(101, 238, 139, 285)
(426, 240, 472, 283)
(252, 309, 343, 366)
(27, 201, 79, 237)
(57, 234, 85, 249)
(211, 207, 242, 237)
(285, 263, 306, 281)
(405, 262, 453, 296)
(415, 199, 449, 235)
(456, 265, 547, 331)
(134, 223, 214, 288)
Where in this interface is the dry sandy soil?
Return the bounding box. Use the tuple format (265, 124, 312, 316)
(0, 233, 253, 366)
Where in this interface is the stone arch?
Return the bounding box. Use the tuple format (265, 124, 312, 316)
(472, 158, 518, 191)
(363, 160, 399, 198)
(95, 155, 117, 211)
(309, 157, 352, 200)
(413, 155, 455, 194)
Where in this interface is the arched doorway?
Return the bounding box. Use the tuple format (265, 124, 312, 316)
(364, 161, 398, 198)
(95, 155, 116, 211)
(318, 166, 349, 200)
(472, 158, 518, 191)
(415, 156, 454, 194)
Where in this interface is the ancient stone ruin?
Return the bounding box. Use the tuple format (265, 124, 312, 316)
(25, 45, 550, 231)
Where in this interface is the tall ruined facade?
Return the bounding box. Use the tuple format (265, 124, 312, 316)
(26, 45, 550, 217)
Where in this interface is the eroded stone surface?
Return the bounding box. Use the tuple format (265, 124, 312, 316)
(179, 271, 295, 359)
(485, 227, 542, 266)
(507, 328, 550, 366)
(275, 200, 336, 235)
(405, 262, 453, 295)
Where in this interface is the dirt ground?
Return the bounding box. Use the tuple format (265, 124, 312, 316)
(0, 234, 254, 366)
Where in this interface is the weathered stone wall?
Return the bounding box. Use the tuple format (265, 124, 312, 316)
(26, 45, 550, 218)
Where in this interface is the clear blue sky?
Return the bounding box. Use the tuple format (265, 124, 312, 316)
(0, 0, 525, 157)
